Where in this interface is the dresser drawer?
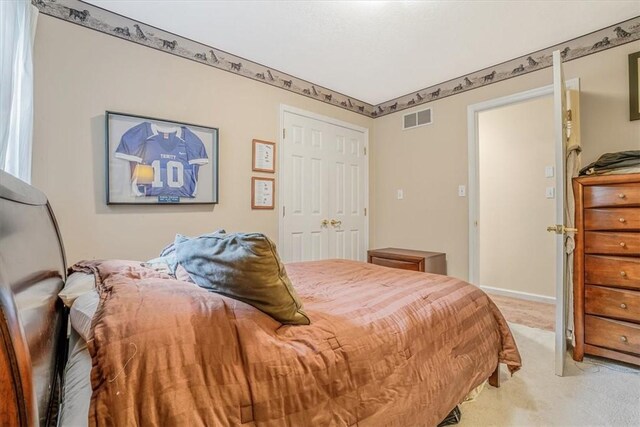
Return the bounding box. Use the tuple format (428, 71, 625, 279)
(369, 256, 421, 271)
(585, 232, 640, 255)
(584, 255, 640, 290)
(584, 208, 640, 231)
(585, 315, 640, 355)
(585, 285, 640, 323)
(584, 185, 640, 208)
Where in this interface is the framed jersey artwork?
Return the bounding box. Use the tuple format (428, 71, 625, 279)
(106, 111, 219, 204)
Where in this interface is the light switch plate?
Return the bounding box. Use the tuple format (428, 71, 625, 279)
(458, 185, 466, 197)
(545, 187, 555, 199)
(545, 166, 555, 178)
(397, 189, 404, 200)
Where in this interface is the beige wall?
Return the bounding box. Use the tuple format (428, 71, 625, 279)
(371, 41, 640, 280)
(478, 96, 556, 298)
(32, 16, 372, 264)
(33, 16, 639, 273)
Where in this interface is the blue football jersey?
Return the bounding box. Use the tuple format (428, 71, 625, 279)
(115, 122, 209, 198)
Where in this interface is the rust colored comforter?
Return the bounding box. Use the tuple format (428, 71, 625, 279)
(73, 259, 521, 426)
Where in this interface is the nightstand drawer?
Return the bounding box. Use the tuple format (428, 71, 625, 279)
(585, 232, 640, 255)
(585, 315, 640, 355)
(585, 285, 640, 323)
(584, 185, 640, 208)
(367, 248, 446, 274)
(585, 255, 640, 290)
(370, 256, 421, 271)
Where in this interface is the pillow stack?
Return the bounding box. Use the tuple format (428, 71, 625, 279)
(59, 230, 310, 334)
(59, 272, 98, 341)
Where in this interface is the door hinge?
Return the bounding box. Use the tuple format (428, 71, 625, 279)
(364, 146, 367, 155)
(566, 109, 572, 122)
(282, 206, 286, 217)
(364, 208, 367, 216)
(283, 128, 286, 139)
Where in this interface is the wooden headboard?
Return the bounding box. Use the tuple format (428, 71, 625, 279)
(0, 170, 67, 426)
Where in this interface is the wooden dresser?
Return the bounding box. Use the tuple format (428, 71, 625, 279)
(573, 173, 640, 366)
(367, 248, 447, 274)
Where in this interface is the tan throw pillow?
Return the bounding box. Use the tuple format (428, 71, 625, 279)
(70, 290, 99, 341)
(59, 272, 96, 307)
(175, 233, 309, 325)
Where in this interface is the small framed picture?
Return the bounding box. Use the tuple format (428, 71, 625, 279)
(252, 139, 276, 173)
(629, 51, 640, 121)
(251, 177, 275, 209)
(106, 111, 219, 205)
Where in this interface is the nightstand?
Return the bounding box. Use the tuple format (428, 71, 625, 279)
(367, 248, 447, 274)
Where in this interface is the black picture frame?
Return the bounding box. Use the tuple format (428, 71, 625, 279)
(105, 111, 219, 205)
(630, 51, 640, 121)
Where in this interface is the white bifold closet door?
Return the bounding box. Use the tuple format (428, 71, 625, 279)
(281, 110, 367, 263)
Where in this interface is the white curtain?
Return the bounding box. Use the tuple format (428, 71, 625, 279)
(565, 91, 581, 345)
(1, 0, 38, 183)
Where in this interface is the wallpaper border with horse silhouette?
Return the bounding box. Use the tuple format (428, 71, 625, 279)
(32, 1, 639, 119)
(374, 16, 640, 117)
(32, 0, 376, 116)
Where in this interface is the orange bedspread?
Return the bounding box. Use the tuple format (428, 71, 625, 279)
(74, 259, 521, 426)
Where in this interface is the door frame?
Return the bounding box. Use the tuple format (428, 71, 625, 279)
(278, 104, 370, 262)
(467, 78, 578, 288)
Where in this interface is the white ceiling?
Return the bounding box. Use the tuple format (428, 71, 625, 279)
(87, 0, 640, 105)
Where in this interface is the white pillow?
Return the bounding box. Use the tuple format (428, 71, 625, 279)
(69, 290, 99, 341)
(58, 272, 96, 307)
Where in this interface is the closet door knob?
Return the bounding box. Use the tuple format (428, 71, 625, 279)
(620, 303, 627, 309)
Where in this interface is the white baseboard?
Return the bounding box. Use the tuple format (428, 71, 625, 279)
(480, 285, 556, 304)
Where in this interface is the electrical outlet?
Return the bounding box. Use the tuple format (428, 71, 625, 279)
(458, 185, 466, 197)
(397, 189, 404, 200)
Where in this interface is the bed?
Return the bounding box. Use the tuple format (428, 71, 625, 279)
(0, 170, 521, 426)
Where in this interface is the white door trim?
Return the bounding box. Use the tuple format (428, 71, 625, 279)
(278, 104, 370, 261)
(467, 79, 578, 287)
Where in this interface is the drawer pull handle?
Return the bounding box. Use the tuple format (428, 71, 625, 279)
(619, 218, 626, 223)
(620, 303, 627, 309)
(620, 271, 627, 277)
(620, 242, 626, 247)
(620, 335, 628, 343)
(618, 193, 626, 199)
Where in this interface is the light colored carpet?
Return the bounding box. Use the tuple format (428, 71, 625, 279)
(488, 295, 555, 331)
(459, 323, 640, 426)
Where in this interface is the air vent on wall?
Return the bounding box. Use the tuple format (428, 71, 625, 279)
(403, 108, 432, 130)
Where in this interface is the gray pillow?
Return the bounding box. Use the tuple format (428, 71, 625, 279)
(175, 233, 309, 325)
(151, 230, 226, 275)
